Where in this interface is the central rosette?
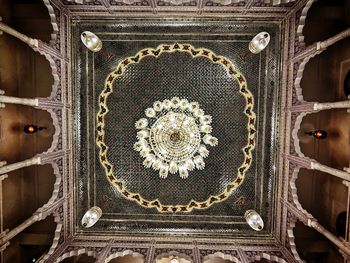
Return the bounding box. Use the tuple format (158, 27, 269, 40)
(134, 97, 218, 179)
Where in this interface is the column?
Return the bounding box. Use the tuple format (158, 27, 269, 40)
(0, 156, 41, 175)
(290, 100, 350, 112)
(318, 27, 350, 50)
(310, 161, 350, 181)
(292, 27, 350, 62)
(0, 20, 38, 48)
(0, 95, 39, 107)
(308, 219, 350, 257)
(287, 155, 350, 181)
(313, 100, 350, 111)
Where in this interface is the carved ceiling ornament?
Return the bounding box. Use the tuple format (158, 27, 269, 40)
(96, 43, 256, 213)
(134, 97, 218, 179)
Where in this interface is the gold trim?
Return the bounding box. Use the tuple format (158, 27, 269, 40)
(96, 43, 256, 213)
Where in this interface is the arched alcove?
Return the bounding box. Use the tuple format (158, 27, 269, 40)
(302, 0, 350, 45)
(295, 168, 348, 236)
(294, 221, 343, 263)
(298, 109, 350, 169)
(61, 255, 96, 263)
(107, 253, 145, 263)
(300, 37, 350, 102)
(0, 34, 54, 99)
(3, 215, 57, 263)
(2, 164, 56, 230)
(0, 0, 54, 43)
(0, 106, 55, 164)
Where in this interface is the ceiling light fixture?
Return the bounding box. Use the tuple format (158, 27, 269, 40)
(81, 206, 102, 228)
(80, 31, 102, 52)
(134, 97, 218, 179)
(249, 32, 270, 54)
(245, 210, 264, 231)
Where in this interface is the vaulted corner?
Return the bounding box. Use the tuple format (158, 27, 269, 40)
(3, 215, 58, 263)
(293, 221, 344, 263)
(1, 0, 350, 263)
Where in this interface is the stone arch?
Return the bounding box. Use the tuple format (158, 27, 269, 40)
(38, 159, 63, 212)
(289, 166, 314, 219)
(3, 214, 60, 263)
(2, 164, 56, 230)
(287, 219, 305, 263)
(301, 0, 350, 45)
(295, 167, 348, 237)
(293, 221, 344, 262)
(299, 37, 350, 103)
(155, 251, 192, 263)
(294, 37, 350, 104)
(55, 248, 97, 263)
(37, 212, 63, 263)
(296, 0, 317, 46)
(41, 0, 59, 43)
(203, 252, 241, 263)
(105, 250, 145, 263)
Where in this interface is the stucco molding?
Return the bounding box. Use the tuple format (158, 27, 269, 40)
(296, 0, 316, 46)
(291, 111, 306, 157)
(203, 252, 241, 263)
(55, 247, 99, 263)
(38, 213, 64, 263)
(289, 166, 314, 220)
(105, 249, 145, 263)
(42, 0, 60, 42)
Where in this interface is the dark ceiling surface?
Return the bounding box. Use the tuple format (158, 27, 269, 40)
(73, 18, 281, 238)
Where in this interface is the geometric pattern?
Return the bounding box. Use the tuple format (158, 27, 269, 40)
(96, 43, 256, 213)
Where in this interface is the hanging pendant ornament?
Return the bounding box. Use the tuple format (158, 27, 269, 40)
(134, 97, 218, 179)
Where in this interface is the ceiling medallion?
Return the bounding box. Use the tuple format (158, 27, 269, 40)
(134, 97, 218, 179)
(96, 43, 256, 213)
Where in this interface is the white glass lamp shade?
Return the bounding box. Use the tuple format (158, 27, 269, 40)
(81, 206, 102, 228)
(81, 31, 102, 52)
(244, 209, 264, 231)
(249, 32, 270, 54)
(170, 259, 180, 263)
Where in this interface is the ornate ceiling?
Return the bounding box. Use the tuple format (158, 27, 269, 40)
(73, 19, 280, 237)
(6, 0, 350, 262)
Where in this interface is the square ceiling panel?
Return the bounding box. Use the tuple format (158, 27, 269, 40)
(72, 18, 281, 238)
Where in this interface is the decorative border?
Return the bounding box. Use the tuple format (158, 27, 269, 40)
(96, 43, 256, 213)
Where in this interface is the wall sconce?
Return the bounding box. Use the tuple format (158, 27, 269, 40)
(24, 125, 46, 134)
(306, 130, 328, 139)
(81, 206, 102, 228)
(249, 32, 270, 54)
(81, 31, 102, 52)
(245, 210, 264, 231)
